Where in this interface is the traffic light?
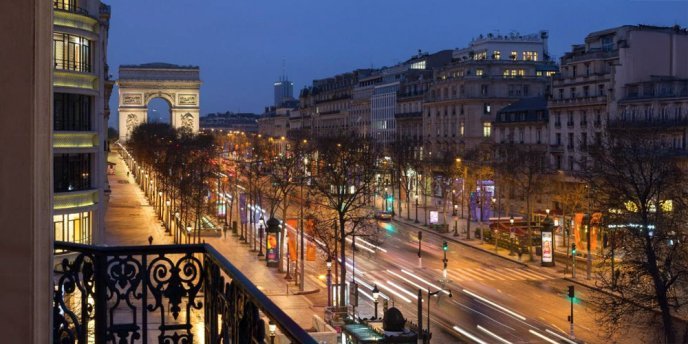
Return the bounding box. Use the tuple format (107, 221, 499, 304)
(568, 285, 575, 298)
(571, 243, 577, 255)
(443, 241, 448, 251)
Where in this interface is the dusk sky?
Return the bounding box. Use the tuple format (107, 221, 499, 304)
(108, 0, 688, 128)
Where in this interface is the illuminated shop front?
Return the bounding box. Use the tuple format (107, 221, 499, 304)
(54, 211, 92, 244)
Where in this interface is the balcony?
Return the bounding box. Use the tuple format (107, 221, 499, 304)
(53, 132, 99, 149)
(53, 241, 315, 343)
(549, 96, 606, 108)
(54, 71, 99, 91)
(550, 144, 564, 153)
(53, 189, 98, 210)
(566, 121, 574, 128)
(607, 118, 688, 130)
(53, 4, 99, 33)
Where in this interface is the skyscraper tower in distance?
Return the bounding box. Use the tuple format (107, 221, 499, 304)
(274, 61, 294, 107)
(274, 76, 294, 107)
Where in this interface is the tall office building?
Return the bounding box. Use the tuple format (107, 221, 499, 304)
(52, 0, 113, 244)
(274, 76, 294, 107)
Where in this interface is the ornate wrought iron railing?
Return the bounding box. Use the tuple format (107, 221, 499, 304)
(53, 241, 316, 344)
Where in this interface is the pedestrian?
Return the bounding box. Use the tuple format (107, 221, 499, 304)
(517, 246, 523, 262)
(148, 235, 153, 245)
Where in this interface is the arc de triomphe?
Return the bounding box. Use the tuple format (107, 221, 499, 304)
(117, 63, 201, 141)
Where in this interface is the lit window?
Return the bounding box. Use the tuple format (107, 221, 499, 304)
(476, 68, 484, 76)
(484, 103, 491, 114)
(518, 69, 525, 76)
(460, 121, 464, 136)
(510, 51, 518, 60)
(483, 122, 492, 137)
(493, 51, 501, 60)
(536, 71, 543, 76)
(474, 51, 487, 60)
(523, 51, 538, 61)
(546, 71, 556, 77)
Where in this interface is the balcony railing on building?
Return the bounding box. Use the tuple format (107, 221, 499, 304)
(53, 241, 316, 344)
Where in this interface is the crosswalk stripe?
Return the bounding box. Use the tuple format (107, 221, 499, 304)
(455, 268, 485, 280)
(503, 268, 537, 280)
(507, 268, 547, 280)
(445, 269, 468, 281)
(476, 268, 510, 281)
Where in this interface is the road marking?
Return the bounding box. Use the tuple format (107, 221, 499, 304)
(386, 269, 428, 292)
(400, 269, 450, 295)
(477, 325, 513, 344)
(545, 329, 577, 344)
(529, 329, 559, 344)
(374, 281, 412, 303)
(477, 268, 509, 281)
(515, 268, 550, 280)
(463, 289, 527, 321)
(386, 280, 418, 299)
(453, 325, 489, 344)
(453, 269, 485, 280)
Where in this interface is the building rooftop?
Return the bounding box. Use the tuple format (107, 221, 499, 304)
(498, 96, 548, 113)
(120, 62, 199, 70)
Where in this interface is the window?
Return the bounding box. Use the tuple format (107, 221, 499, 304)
(598, 84, 605, 96)
(54, 153, 92, 192)
(581, 133, 588, 147)
(556, 133, 561, 145)
(572, 66, 577, 78)
(519, 128, 524, 143)
(481, 85, 488, 95)
(484, 103, 491, 114)
(503, 69, 525, 78)
(510, 51, 518, 60)
(568, 156, 574, 170)
(570, 87, 576, 99)
(483, 122, 491, 137)
(53, 32, 91, 72)
(556, 156, 562, 170)
(476, 68, 484, 76)
(536, 129, 542, 144)
(568, 133, 574, 148)
(54, 212, 91, 244)
(474, 51, 487, 60)
(460, 121, 464, 136)
(54, 0, 77, 11)
(558, 88, 564, 99)
(523, 51, 538, 61)
(583, 86, 590, 97)
(493, 51, 501, 60)
(546, 71, 556, 77)
(54, 93, 92, 131)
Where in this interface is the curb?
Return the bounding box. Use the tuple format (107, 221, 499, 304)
(394, 218, 529, 268)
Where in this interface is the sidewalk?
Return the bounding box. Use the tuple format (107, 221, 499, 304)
(392, 214, 604, 292)
(104, 149, 325, 329)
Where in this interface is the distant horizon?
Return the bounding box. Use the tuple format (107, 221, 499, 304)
(107, 1, 688, 129)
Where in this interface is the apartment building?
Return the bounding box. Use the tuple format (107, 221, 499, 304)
(549, 25, 688, 172)
(52, 0, 113, 244)
(424, 32, 556, 160)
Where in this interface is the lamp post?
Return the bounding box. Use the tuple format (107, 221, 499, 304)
(186, 225, 192, 244)
(158, 191, 163, 215)
(326, 258, 332, 307)
(509, 216, 515, 256)
(414, 195, 419, 223)
(174, 212, 180, 243)
(372, 285, 380, 320)
(268, 321, 276, 344)
(258, 217, 265, 257)
(424, 288, 453, 343)
(453, 204, 459, 237)
(165, 200, 171, 230)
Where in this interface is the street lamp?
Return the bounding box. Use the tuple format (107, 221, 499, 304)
(414, 194, 419, 223)
(425, 288, 453, 342)
(326, 258, 332, 307)
(453, 204, 459, 237)
(372, 284, 380, 320)
(165, 200, 171, 229)
(268, 321, 276, 344)
(509, 216, 515, 256)
(186, 226, 192, 244)
(258, 216, 265, 257)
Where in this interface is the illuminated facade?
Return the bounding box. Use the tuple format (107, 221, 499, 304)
(52, 0, 112, 244)
(117, 63, 201, 141)
(549, 25, 688, 172)
(423, 32, 556, 159)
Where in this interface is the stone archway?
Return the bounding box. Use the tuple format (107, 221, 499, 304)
(117, 63, 201, 141)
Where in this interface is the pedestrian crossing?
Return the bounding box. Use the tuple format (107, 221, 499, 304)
(438, 267, 555, 282)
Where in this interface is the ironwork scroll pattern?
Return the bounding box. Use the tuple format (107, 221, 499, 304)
(205, 258, 266, 344)
(53, 252, 96, 344)
(147, 253, 204, 343)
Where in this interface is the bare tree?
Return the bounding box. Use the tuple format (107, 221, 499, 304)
(309, 135, 380, 306)
(585, 129, 688, 343)
(493, 143, 546, 260)
(390, 140, 416, 220)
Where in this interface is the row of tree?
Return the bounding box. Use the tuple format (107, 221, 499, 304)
(127, 123, 218, 243)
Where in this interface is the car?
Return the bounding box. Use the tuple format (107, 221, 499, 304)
(375, 211, 393, 221)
